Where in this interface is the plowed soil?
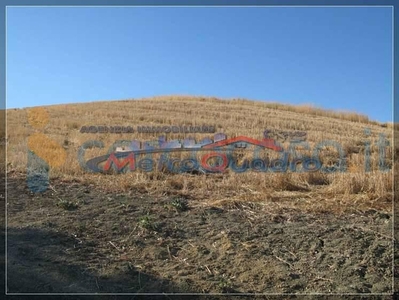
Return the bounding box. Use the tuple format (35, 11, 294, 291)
(5, 173, 395, 299)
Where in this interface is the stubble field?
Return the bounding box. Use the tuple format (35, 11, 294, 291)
(3, 96, 397, 297)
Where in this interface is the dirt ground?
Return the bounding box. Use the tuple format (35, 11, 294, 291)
(4, 173, 396, 299)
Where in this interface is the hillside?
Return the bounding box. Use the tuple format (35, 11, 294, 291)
(4, 96, 396, 295)
(6, 95, 393, 213)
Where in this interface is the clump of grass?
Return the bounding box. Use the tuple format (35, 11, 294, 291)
(66, 121, 80, 130)
(170, 197, 189, 212)
(138, 214, 161, 232)
(56, 198, 79, 210)
(218, 277, 234, 293)
(328, 171, 392, 197)
(305, 172, 330, 186)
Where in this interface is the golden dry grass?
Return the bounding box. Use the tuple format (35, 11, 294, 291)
(5, 95, 395, 213)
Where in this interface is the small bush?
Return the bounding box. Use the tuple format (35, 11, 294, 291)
(306, 172, 330, 186)
(138, 214, 161, 231)
(57, 199, 79, 210)
(171, 197, 189, 212)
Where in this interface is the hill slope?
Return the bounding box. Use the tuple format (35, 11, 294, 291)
(4, 96, 395, 294)
(6, 95, 393, 213)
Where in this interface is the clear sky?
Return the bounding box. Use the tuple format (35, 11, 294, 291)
(6, 6, 393, 122)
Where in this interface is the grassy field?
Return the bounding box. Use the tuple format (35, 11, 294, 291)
(5, 95, 394, 213)
(4, 95, 397, 295)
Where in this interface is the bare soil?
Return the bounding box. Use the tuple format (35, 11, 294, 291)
(5, 173, 395, 299)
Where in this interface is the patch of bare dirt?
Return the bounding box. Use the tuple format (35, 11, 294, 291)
(5, 174, 395, 298)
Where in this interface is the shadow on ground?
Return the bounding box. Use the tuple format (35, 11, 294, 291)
(7, 227, 206, 296)
(5, 227, 395, 300)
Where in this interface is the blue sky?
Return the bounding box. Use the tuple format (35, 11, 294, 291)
(6, 6, 392, 122)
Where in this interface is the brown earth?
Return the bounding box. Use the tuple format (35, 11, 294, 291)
(5, 173, 395, 299)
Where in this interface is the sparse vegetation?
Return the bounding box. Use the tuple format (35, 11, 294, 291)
(138, 214, 161, 232)
(56, 198, 79, 210)
(5, 96, 395, 293)
(171, 197, 189, 212)
(218, 277, 234, 293)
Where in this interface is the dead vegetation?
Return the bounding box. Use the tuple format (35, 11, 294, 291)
(5, 96, 395, 294)
(5, 95, 395, 213)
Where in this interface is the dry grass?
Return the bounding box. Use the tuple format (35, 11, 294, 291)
(5, 95, 395, 213)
